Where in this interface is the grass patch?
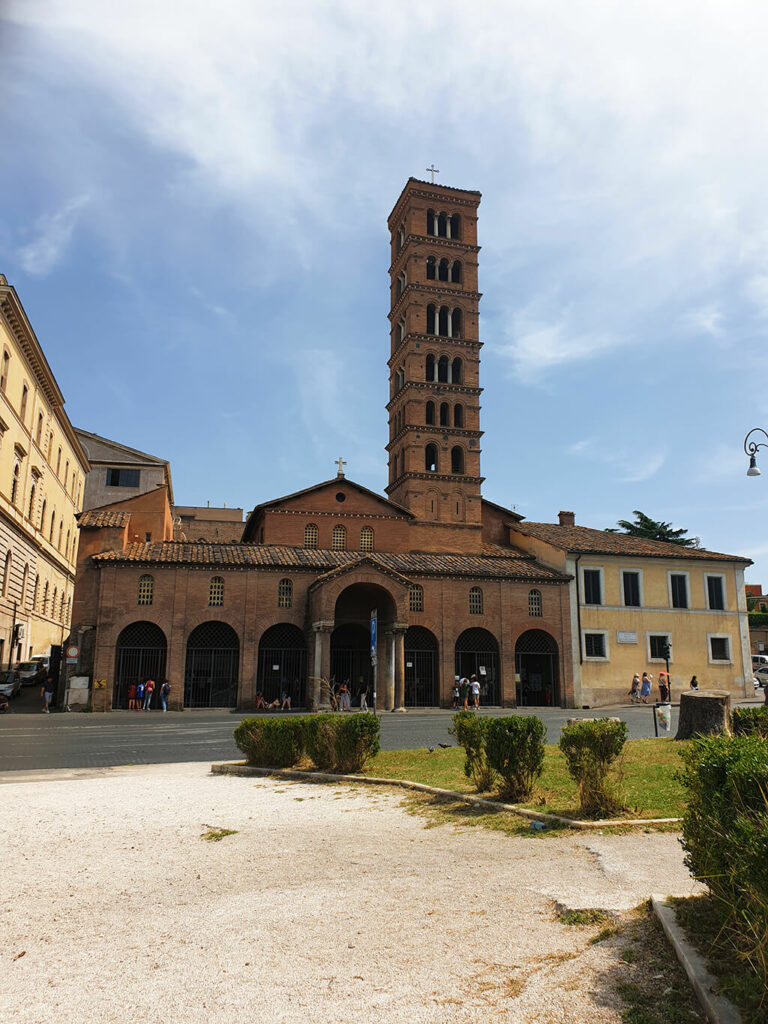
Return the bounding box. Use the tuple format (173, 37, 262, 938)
(365, 739, 688, 820)
(200, 826, 238, 842)
(671, 895, 766, 1023)
(590, 926, 619, 944)
(558, 907, 611, 927)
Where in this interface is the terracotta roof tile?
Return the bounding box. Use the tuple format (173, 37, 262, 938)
(510, 522, 751, 563)
(78, 510, 131, 529)
(91, 543, 570, 582)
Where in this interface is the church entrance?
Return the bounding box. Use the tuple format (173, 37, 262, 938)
(331, 582, 397, 706)
(455, 628, 499, 705)
(404, 626, 439, 707)
(114, 621, 167, 710)
(257, 624, 307, 707)
(184, 621, 239, 708)
(515, 629, 559, 707)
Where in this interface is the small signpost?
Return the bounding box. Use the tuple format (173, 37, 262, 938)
(65, 644, 79, 665)
(370, 608, 377, 713)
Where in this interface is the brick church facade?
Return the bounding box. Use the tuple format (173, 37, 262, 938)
(71, 179, 577, 711)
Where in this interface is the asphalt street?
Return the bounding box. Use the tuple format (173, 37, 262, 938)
(0, 686, 694, 773)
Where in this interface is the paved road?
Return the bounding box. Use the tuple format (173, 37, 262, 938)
(0, 689, 694, 773)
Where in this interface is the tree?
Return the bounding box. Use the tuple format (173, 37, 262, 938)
(607, 510, 698, 547)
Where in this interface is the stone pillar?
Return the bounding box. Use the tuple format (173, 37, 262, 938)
(312, 622, 333, 710)
(382, 630, 395, 711)
(394, 626, 406, 711)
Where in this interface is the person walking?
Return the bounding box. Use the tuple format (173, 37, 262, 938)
(143, 678, 155, 711)
(451, 681, 459, 709)
(628, 674, 640, 703)
(135, 680, 145, 710)
(160, 679, 170, 711)
(470, 674, 480, 710)
(658, 672, 669, 703)
(41, 676, 54, 713)
(459, 675, 469, 711)
(640, 672, 652, 704)
(338, 680, 350, 712)
(359, 684, 368, 711)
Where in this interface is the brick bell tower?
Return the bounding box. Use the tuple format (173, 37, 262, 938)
(385, 177, 484, 547)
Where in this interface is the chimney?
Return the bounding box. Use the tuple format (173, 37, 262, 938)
(558, 511, 575, 527)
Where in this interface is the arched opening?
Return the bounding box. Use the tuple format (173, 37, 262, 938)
(426, 305, 436, 334)
(360, 526, 374, 552)
(455, 628, 499, 705)
(257, 623, 307, 707)
(451, 260, 462, 283)
(114, 621, 167, 711)
(404, 626, 439, 707)
(450, 213, 460, 239)
(304, 523, 319, 548)
(185, 620, 239, 708)
(437, 212, 448, 237)
(425, 400, 435, 425)
(332, 583, 396, 705)
(438, 258, 449, 282)
(515, 629, 559, 707)
(332, 525, 346, 550)
(451, 446, 465, 473)
(437, 355, 449, 382)
(452, 357, 463, 383)
(438, 306, 449, 336)
(452, 309, 462, 338)
(528, 589, 542, 617)
(425, 354, 436, 381)
(453, 404, 464, 427)
(425, 443, 438, 472)
(439, 402, 449, 426)
(426, 209, 436, 235)
(426, 256, 436, 280)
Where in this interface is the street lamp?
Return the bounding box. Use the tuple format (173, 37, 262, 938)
(744, 428, 768, 476)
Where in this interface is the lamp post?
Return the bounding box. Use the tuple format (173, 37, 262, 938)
(744, 428, 768, 476)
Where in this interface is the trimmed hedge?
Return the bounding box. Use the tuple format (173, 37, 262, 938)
(451, 711, 496, 791)
(559, 719, 628, 818)
(485, 715, 546, 802)
(233, 717, 304, 768)
(748, 612, 768, 628)
(680, 736, 768, 994)
(733, 706, 768, 738)
(303, 713, 380, 773)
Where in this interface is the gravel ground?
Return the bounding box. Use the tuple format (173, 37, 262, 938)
(1, 763, 701, 1023)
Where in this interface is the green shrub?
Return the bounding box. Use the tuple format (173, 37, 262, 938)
(303, 713, 380, 773)
(484, 715, 545, 802)
(733, 706, 768, 738)
(748, 612, 768, 629)
(450, 712, 496, 791)
(680, 736, 768, 997)
(559, 719, 628, 818)
(233, 717, 304, 767)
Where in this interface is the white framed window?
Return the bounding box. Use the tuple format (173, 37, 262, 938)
(707, 633, 732, 664)
(704, 573, 726, 611)
(583, 630, 609, 660)
(620, 569, 643, 608)
(646, 632, 673, 663)
(668, 571, 690, 609)
(581, 566, 604, 606)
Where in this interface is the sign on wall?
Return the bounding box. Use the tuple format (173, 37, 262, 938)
(616, 631, 638, 644)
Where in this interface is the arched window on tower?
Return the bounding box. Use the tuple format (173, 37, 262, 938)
(427, 209, 436, 235)
(397, 272, 406, 295)
(398, 318, 406, 342)
(426, 257, 436, 280)
(209, 576, 224, 606)
(304, 523, 318, 548)
(426, 304, 436, 334)
(528, 589, 543, 617)
(409, 584, 424, 612)
(278, 578, 293, 608)
(437, 356, 449, 383)
(137, 574, 154, 606)
(451, 260, 462, 283)
(469, 586, 483, 614)
(425, 354, 436, 381)
(451, 308, 462, 338)
(438, 258, 449, 282)
(453, 404, 464, 428)
(425, 400, 435, 425)
(425, 444, 438, 472)
(392, 453, 398, 479)
(360, 526, 374, 552)
(450, 214, 461, 239)
(332, 525, 346, 550)
(439, 402, 449, 426)
(438, 306, 449, 336)
(452, 357, 463, 384)
(451, 446, 465, 474)
(437, 212, 448, 237)
(395, 366, 405, 391)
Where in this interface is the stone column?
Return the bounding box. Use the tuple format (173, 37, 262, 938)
(382, 630, 395, 711)
(312, 622, 333, 710)
(394, 625, 406, 711)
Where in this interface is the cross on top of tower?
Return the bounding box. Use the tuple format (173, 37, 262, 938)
(335, 456, 347, 477)
(426, 164, 439, 183)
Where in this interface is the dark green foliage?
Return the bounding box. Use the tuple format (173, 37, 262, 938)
(679, 736, 768, 999)
(303, 713, 380, 773)
(233, 717, 304, 767)
(450, 711, 496, 791)
(733, 706, 768, 738)
(748, 612, 768, 629)
(606, 510, 697, 547)
(484, 715, 545, 801)
(559, 719, 628, 818)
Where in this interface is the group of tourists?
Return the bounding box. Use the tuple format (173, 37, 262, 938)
(628, 672, 704, 704)
(451, 674, 481, 710)
(254, 691, 292, 711)
(127, 678, 171, 711)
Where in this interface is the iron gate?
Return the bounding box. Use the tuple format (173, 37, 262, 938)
(404, 626, 438, 706)
(257, 623, 307, 706)
(330, 623, 371, 702)
(515, 629, 559, 707)
(114, 621, 167, 710)
(455, 627, 499, 705)
(184, 621, 239, 708)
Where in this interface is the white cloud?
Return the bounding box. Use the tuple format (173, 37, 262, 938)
(567, 434, 667, 484)
(17, 194, 90, 275)
(682, 305, 724, 337)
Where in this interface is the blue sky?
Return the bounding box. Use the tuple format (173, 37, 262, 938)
(2, 1, 768, 583)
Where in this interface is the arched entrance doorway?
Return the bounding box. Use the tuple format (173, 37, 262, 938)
(257, 624, 307, 706)
(515, 629, 559, 707)
(404, 625, 439, 707)
(184, 621, 239, 708)
(114, 621, 167, 710)
(331, 582, 397, 706)
(455, 628, 499, 705)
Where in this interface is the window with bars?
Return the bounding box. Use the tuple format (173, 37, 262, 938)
(584, 632, 606, 658)
(278, 577, 293, 608)
(649, 634, 671, 660)
(209, 576, 224, 606)
(360, 527, 374, 552)
(304, 523, 318, 548)
(706, 575, 725, 610)
(583, 569, 602, 605)
(469, 586, 483, 614)
(622, 571, 641, 607)
(332, 525, 346, 550)
(137, 574, 154, 606)
(528, 589, 542, 617)
(670, 574, 688, 609)
(709, 636, 731, 662)
(409, 584, 424, 612)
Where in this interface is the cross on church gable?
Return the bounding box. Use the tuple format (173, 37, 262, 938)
(335, 456, 347, 477)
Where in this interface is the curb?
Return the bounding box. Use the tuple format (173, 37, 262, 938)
(210, 762, 683, 830)
(651, 896, 742, 1024)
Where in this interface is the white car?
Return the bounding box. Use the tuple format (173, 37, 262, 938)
(16, 661, 44, 686)
(0, 671, 22, 698)
(754, 666, 768, 689)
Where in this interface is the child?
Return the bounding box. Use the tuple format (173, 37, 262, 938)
(628, 674, 640, 702)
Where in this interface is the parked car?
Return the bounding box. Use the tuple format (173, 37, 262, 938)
(16, 661, 45, 686)
(0, 670, 22, 699)
(754, 665, 768, 687)
(752, 654, 768, 670)
(31, 655, 50, 672)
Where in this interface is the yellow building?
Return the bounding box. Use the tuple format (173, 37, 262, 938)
(0, 276, 89, 666)
(509, 512, 752, 706)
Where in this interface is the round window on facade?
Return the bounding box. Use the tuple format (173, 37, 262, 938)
(336, 492, 346, 503)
